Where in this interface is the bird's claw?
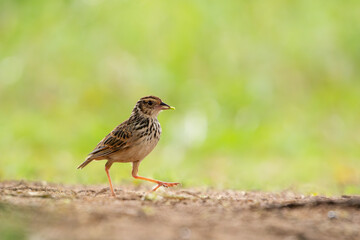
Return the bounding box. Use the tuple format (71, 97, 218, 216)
(152, 181, 180, 191)
(160, 182, 180, 188)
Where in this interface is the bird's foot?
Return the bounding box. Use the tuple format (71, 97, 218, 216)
(160, 181, 180, 188)
(152, 181, 180, 191)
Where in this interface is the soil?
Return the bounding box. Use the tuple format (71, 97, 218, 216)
(0, 180, 360, 240)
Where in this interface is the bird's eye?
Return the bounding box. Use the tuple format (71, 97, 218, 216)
(148, 101, 153, 106)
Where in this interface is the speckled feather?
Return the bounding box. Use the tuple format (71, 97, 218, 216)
(77, 96, 163, 169)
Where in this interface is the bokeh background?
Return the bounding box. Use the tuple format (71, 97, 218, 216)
(1, 0, 359, 194)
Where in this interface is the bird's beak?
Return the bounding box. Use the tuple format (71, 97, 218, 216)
(160, 102, 175, 110)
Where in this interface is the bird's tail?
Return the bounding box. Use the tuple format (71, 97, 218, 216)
(77, 156, 93, 169)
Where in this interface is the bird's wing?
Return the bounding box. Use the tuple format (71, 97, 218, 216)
(87, 121, 135, 160)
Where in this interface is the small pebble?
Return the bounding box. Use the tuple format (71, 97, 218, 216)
(179, 227, 191, 239)
(327, 210, 337, 219)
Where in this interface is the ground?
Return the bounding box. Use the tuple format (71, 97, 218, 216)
(0, 181, 359, 240)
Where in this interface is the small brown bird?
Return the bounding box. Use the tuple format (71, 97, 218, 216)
(78, 96, 180, 196)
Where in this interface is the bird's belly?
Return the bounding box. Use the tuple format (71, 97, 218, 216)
(108, 138, 159, 163)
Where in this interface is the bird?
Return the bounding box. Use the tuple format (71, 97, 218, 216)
(77, 96, 180, 196)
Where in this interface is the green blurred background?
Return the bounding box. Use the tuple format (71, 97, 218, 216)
(1, 0, 359, 194)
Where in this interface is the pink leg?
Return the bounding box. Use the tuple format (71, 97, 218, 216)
(132, 161, 180, 191)
(105, 162, 115, 197)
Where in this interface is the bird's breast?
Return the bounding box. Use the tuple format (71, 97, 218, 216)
(109, 118, 161, 163)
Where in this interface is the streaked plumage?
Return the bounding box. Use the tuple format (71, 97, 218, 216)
(78, 96, 179, 196)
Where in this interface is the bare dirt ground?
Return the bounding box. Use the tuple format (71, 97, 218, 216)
(1, 180, 360, 240)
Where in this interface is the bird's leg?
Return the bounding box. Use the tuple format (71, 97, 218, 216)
(151, 184, 162, 192)
(105, 161, 116, 197)
(132, 161, 180, 191)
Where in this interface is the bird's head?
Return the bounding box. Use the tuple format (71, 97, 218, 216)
(133, 96, 175, 117)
